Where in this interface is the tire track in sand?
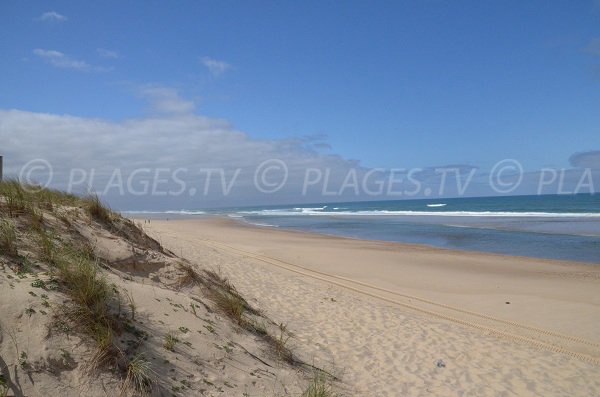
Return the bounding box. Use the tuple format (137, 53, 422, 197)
(198, 238, 600, 365)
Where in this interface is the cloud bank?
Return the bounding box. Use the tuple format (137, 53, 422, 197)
(1, 88, 598, 209)
(0, 88, 364, 208)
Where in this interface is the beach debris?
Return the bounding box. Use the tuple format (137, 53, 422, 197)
(436, 359, 446, 368)
(505, 301, 511, 304)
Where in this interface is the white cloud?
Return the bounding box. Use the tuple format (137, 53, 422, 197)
(201, 57, 231, 77)
(0, 106, 361, 208)
(33, 49, 111, 72)
(138, 85, 196, 114)
(97, 48, 119, 59)
(33, 49, 90, 71)
(37, 11, 67, 22)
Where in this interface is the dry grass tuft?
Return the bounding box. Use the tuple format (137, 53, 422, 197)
(200, 269, 259, 325)
(0, 179, 27, 216)
(120, 354, 155, 396)
(215, 291, 246, 324)
(176, 262, 203, 288)
(29, 207, 44, 232)
(85, 194, 113, 224)
(39, 230, 56, 264)
(55, 245, 122, 369)
(272, 323, 294, 363)
(0, 219, 18, 257)
(302, 372, 338, 397)
(163, 332, 179, 351)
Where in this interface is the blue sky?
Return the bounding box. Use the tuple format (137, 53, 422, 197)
(1, 1, 600, 208)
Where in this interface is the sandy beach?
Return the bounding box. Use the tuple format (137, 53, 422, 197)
(141, 217, 600, 396)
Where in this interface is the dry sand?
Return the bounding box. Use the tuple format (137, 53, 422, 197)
(141, 217, 600, 396)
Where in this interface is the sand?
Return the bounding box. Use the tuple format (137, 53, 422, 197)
(140, 217, 600, 396)
(1, 208, 312, 397)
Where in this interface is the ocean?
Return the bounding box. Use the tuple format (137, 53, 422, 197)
(127, 194, 600, 264)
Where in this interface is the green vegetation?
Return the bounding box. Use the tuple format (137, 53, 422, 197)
(84, 194, 113, 224)
(0, 219, 18, 256)
(121, 354, 155, 395)
(302, 373, 338, 397)
(164, 332, 179, 351)
(176, 261, 203, 288)
(0, 179, 79, 217)
(0, 180, 339, 396)
(0, 373, 8, 397)
(54, 244, 120, 369)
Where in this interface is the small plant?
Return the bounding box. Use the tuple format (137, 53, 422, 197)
(215, 291, 246, 325)
(39, 231, 56, 264)
(85, 194, 112, 224)
(125, 290, 136, 320)
(60, 348, 72, 361)
(274, 323, 293, 362)
(164, 332, 179, 351)
(31, 279, 46, 289)
(29, 207, 44, 232)
(19, 352, 30, 370)
(178, 326, 189, 334)
(0, 180, 27, 216)
(0, 373, 8, 397)
(302, 372, 337, 397)
(54, 244, 122, 371)
(25, 307, 36, 317)
(176, 262, 202, 288)
(121, 354, 156, 395)
(250, 320, 268, 336)
(0, 220, 18, 257)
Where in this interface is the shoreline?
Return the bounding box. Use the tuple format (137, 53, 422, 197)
(227, 216, 600, 266)
(137, 216, 600, 395)
(132, 214, 600, 266)
(137, 217, 600, 341)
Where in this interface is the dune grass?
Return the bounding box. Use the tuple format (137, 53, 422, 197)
(176, 262, 203, 288)
(163, 332, 179, 351)
(120, 354, 155, 395)
(85, 194, 113, 224)
(0, 179, 27, 216)
(214, 290, 246, 324)
(0, 219, 18, 256)
(38, 230, 56, 264)
(54, 245, 121, 368)
(1, 181, 338, 395)
(0, 374, 8, 397)
(302, 372, 338, 397)
(0, 179, 79, 216)
(273, 323, 293, 362)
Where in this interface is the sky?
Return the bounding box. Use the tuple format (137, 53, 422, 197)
(1, 1, 600, 209)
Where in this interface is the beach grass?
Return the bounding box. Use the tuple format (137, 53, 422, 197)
(302, 372, 338, 397)
(121, 354, 155, 395)
(85, 194, 113, 224)
(0, 219, 18, 256)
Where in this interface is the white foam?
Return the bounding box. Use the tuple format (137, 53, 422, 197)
(122, 210, 207, 215)
(236, 209, 600, 218)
